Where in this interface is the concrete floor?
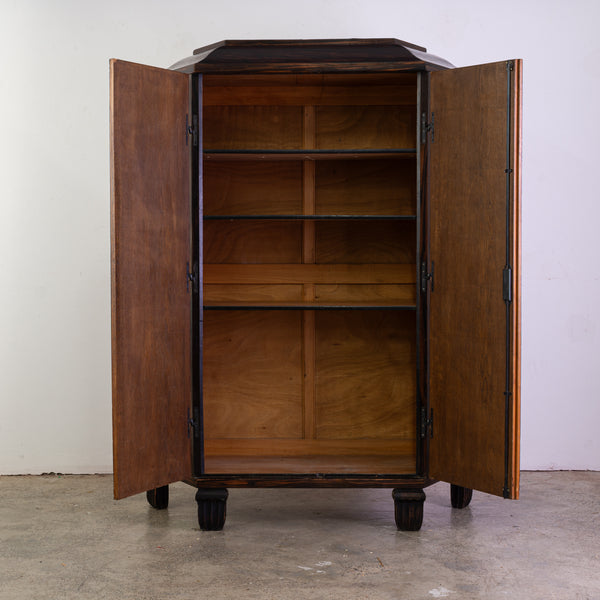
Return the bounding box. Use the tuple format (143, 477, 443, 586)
(1, 472, 599, 599)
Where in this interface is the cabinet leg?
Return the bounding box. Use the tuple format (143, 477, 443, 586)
(195, 488, 228, 531)
(450, 484, 473, 509)
(392, 489, 425, 531)
(146, 485, 169, 510)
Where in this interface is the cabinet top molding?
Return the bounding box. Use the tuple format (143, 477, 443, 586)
(170, 38, 454, 74)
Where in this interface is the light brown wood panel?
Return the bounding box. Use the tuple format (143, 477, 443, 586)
(203, 161, 302, 215)
(204, 284, 303, 303)
(428, 60, 521, 499)
(315, 159, 416, 215)
(204, 455, 415, 474)
(204, 220, 302, 264)
(315, 311, 416, 440)
(303, 310, 316, 438)
(314, 284, 415, 305)
(110, 60, 192, 500)
(206, 439, 414, 456)
(316, 106, 416, 149)
(315, 221, 416, 264)
(203, 263, 416, 285)
(203, 311, 303, 439)
(204, 438, 415, 474)
(203, 106, 303, 149)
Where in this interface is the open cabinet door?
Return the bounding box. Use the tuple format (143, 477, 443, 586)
(110, 60, 192, 499)
(427, 60, 521, 499)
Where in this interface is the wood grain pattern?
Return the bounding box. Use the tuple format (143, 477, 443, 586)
(204, 284, 303, 303)
(204, 455, 415, 474)
(204, 73, 418, 88)
(314, 284, 415, 305)
(204, 439, 415, 474)
(428, 60, 521, 499)
(110, 59, 191, 499)
(203, 161, 302, 215)
(204, 220, 302, 264)
(204, 105, 303, 149)
(315, 311, 416, 441)
(315, 159, 416, 215)
(203, 310, 303, 439)
(172, 39, 453, 75)
(202, 74, 417, 106)
(187, 475, 431, 489)
(203, 263, 416, 285)
(315, 220, 416, 264)
(316, 106, 416, 149)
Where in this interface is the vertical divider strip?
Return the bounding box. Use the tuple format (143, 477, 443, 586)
(192, 73, 204, 474)
(303, 105, 317, 440)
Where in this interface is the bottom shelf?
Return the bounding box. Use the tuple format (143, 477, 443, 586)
(203, 455, 416, 474)
(203, 439, 416, 475)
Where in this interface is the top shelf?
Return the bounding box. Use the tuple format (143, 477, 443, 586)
(203, 149, 416, 161)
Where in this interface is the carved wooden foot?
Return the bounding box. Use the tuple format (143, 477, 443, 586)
(146, 485, 169, 509)
(450, 484, 473, 509)
(392, 489, 426, 531)
(196, 488, 228, 531)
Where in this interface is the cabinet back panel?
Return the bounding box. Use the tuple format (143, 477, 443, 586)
(316, 106, 416, 149)
(204, 106, 303, 149)
(315, 310, 416, 440)
(203, 74, 417, 106)
(204, 220, 303, 264)
(203, 73, 417, 106)
(204, 161, 303, 215)
(203, 308, 417, 474)
(315, 221, 416, 264)
(315, 159, 416, 215)
(203, 310, 303, 439)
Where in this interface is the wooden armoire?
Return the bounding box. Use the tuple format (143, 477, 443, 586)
(110, 39, 521, 531)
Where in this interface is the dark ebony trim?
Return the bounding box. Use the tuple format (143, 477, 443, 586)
(204, 148, 416, 154)
(190, 73, 204, 476)
(204, 215, 417, 221)
(503, 61, 515, 499)
(203, 305, 417, 311)
(185, 474, 434, 489)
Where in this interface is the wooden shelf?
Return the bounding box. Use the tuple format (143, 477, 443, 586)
(203, 264, 416, 285)
(204, 302, 416, 310)
(204, 214, 417, 220)
(203, 439, 416, 475)
(204, 149, 416, 161)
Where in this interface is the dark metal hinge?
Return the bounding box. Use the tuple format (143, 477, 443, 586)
(506, 60, 514, 72)
(421, 260, 434, 293)
(503, 265, 512, 303)
(188, 407, 200, 439)
(186, 261, 199, 293)
(420, 407, 433, 439)
(186, 114, 198, 147)
(421, 112, 435, 144)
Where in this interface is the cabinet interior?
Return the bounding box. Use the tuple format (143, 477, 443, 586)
(201, 73, 419, 474)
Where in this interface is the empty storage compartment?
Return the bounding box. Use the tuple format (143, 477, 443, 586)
(202, 309, 416, 474)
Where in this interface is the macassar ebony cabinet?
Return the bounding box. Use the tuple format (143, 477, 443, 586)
(110, 39, 521, 531)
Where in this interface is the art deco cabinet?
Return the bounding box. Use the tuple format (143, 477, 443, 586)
(110, 39, 521, 531)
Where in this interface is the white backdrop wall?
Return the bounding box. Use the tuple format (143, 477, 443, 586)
(1, 0, 598, 474)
